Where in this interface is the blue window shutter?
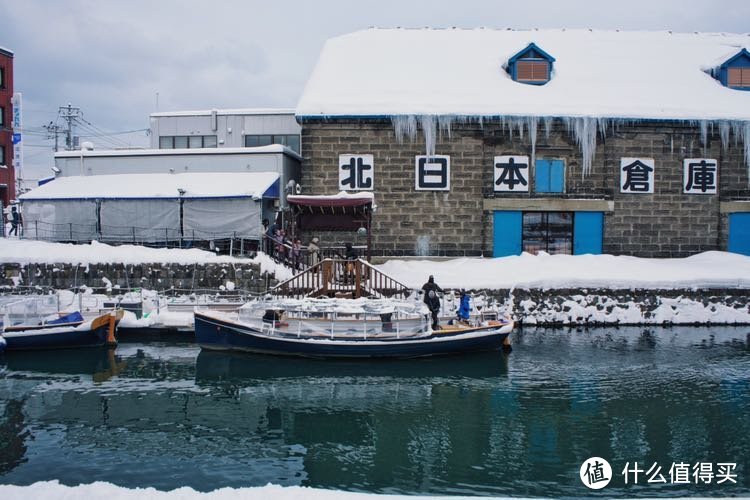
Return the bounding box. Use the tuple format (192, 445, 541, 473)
(550, 160, 565, 193)
(493, 211, 522, 257)
(535, 160, 551, 193)
(573, 212, 603, 255)
(728, 213, 750, 255)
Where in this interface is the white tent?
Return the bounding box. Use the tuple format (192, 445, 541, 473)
(19, 172, 279, 243)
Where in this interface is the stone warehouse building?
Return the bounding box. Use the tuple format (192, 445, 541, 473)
(295, 28, 750, 257)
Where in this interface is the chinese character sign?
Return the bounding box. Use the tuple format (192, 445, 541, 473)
(620, 158, 654, 194)
(415, 155, 450, 191)
(11, 93, 22, 174)
(494, 155, 529, 192)
(683, 158, 718, 194)
(339, 154, 374, 191)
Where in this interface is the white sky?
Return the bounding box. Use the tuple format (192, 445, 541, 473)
(3, 0, 750, 180)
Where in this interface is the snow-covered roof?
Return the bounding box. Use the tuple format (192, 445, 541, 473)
(19, 172, 279, 201)
(150, 108, 295, 118)
(0, 46, 13, 56)
(296, 28, 750, 121)
(54, 145, 301, 161)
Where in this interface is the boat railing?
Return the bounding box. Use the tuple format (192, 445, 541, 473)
(244, 309, 429, 340)
(272, 258, 412, 299)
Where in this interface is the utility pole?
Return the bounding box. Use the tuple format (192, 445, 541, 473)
(57, 103, 81, 151)
(43, 121, 64, 152)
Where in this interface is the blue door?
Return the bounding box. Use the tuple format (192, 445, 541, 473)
(535, 159, 565, 193)
(573, 212, 603, 255)
(728, 213, 750, 256)
(493, 211, 522, 257)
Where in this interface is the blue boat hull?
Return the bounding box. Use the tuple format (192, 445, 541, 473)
(2, 315, 115, 351)
(195, 312, 511, 359)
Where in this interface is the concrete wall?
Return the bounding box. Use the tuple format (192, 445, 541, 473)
(300, 118, 750, 257)
(149, 111, 300, 149)
(54, 149, 294, 177)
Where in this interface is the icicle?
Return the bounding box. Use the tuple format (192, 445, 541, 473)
(392, 115, 417, 144)
(719, 121, 730, 153)
(563, 117, 598, 177)
(419, 115, 437, 158)
(527, 116, 538, 168)
(700, 120, 709, 155)
(670, 135, 674, 155)
(543, 116, 554, 141)
(731, 120, 744, 147)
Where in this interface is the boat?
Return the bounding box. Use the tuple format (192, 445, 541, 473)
(195, 294, 514, 359)
(0, 310, 122, 351)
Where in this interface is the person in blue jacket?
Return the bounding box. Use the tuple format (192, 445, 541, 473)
(457, 290, 471, 324)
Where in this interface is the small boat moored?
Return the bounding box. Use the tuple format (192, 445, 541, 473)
(195, 296, 513, 359)
(1, 310, 123, 351)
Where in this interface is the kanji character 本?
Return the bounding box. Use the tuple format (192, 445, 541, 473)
(621, 159, 654, 193)
(684, 159, 717, 193)
(584, 460, 610, 486)
(621, 462, 644, 484)
(340, 156, 373, 190)
(716, 463, 737, 484)
(494, 156, 529, 191)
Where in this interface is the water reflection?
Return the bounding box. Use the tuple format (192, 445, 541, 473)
(0, 327, 748, 497)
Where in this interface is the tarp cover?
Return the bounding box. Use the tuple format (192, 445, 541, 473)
(183, 198, 262, 240)
(100, 199, 180, 243)
(21, 200, 97, 241)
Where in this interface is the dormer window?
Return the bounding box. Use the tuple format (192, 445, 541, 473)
(717, 48, 750, 91)
(507, 42, 555, 85)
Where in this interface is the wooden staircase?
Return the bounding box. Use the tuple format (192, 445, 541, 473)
(271, 258, 411, 299)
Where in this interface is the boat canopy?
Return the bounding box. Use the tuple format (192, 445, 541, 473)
(242, 296, 429, 316)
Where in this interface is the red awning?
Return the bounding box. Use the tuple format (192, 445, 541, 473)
(287, 193, 374, 208)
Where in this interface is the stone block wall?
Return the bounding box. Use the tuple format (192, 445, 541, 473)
(301, 118, 750, 258)
(0, 262, 276, 294)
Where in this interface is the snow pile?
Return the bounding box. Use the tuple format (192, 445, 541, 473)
(19, 172, 279, 200)
(298, 28, 750, 121)
(0, 481, 470, 500)
(377, 251, 750, 290)
(298, 28, 750, 172)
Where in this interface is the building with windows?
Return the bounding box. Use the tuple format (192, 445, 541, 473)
(150, 108, 301, 153)
(0, 46, 16, 208)
(36, 108, 302, 245)
(296, 28, 750, 257)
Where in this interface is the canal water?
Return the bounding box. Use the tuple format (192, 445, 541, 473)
(0, 326, 748, 497)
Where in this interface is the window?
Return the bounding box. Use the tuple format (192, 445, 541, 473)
(0, 67, 4, 89)
(174, 136, 189, 149)
(728, 68, 750, 88)
(516, 60, 549, 82)
(273, 134, 300, 153)
(535, 159, 565, 193)
(159, 136, 174, 149)
(245, 134, 300, 153)
(0, 145, 5, 166)
(158, 135, 217, 149)
(244, 135, 273, 148)
(0, 106, 4, 126)
(523, 212, 573, 255)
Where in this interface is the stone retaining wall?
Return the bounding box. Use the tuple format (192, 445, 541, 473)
(1, 262, 276, 294)
(481, 288, 750, 325)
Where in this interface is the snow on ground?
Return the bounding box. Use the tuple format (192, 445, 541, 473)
(0, 239, 294, 282)
(1, 239, 749, 290)
(378, 251, 750, 290)
(0, 481, 486, 500)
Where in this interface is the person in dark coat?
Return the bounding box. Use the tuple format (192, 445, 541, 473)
(421, 275, 443, 330)
(8, 206, 20, 237)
